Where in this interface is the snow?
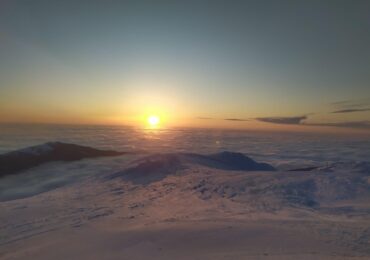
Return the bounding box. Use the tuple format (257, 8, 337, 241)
(1, 162, 370, 259)
(0, 142, 370, 259)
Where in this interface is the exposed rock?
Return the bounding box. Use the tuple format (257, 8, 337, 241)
(0, 142, 125, 177)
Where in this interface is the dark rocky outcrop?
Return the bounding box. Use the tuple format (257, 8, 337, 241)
(0, 142, 125, 177)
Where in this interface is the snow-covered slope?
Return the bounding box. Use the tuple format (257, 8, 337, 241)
(1, 159, 370, 259)
(1, 144, 370, 259)
(109, 151, 275, 184)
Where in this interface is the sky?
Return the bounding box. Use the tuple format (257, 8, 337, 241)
(0, 0, 369, 132)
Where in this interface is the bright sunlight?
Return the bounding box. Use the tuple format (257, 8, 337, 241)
(147, 115, 160, 127)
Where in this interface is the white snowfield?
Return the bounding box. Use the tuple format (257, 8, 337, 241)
(1, 152, 370, 260)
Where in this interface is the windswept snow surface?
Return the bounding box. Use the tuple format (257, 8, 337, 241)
(1, 150, 370, 259)
(0, 125, 370, 259)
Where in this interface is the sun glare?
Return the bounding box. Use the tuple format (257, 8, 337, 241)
(147, 115, 160, 127)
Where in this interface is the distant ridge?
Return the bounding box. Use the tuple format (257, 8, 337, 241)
(0, 142, 125, 177)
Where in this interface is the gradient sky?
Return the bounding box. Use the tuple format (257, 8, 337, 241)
(1, 0, 370, 131)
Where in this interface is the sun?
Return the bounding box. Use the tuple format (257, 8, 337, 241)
(147, 115, 160, 126)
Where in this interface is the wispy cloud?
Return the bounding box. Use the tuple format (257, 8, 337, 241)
(197, 112, 370, 131)
(331, 100, 358, 107)
(309, 121, 370, 129)
(331, 99, 370, 109)
(196, 117, 250, 121)
(224, 118, 250, 122)
(196, 117, 214, 120)
(255, 116, 307, 125)
(331, 108, 370, 114)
